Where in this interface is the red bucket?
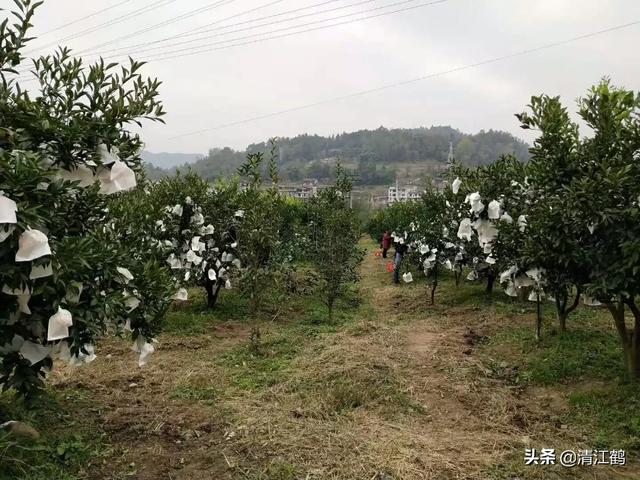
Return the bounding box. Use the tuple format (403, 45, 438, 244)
(386, 262, 394, 272)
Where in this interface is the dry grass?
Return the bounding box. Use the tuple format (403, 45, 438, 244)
(35, 241, 639, 480)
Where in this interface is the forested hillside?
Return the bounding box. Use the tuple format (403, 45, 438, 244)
(149, 126, 530, 183)
(141, 151, 203, 169)
(249, 126, 530, 165)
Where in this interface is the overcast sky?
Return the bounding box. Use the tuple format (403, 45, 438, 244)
(16, 0, 640, 154)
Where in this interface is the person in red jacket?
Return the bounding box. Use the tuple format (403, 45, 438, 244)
(381, 230, 392, 258)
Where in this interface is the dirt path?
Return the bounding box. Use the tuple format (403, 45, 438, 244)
(49, 241, 635, 479)
(358, 244, 635, 480)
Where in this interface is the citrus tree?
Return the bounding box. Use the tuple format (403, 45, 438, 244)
(236, 146, 288, 315)
(366, 200, 421, 242)
(516, 93, 587, 332)
(0, 0, 169, 396)
(447, 156, 527, 293)
(409, 188, 450, 304)
(306, 166, 363, 321)
(570, 81, 639, 377)
(119, 172, 242, 309)
(518, 80, 640, 376)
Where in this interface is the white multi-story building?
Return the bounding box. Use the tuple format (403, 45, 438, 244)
(386, 141, 454, 203)
(387, 182, 422, 203)
(277, 178, 319, 200)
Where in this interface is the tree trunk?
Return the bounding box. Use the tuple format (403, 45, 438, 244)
(624, 298, 640, 379)
(626, 347, 640, 380)
(535, 292, 542, 342)
(430, 263, 439, 306)
(554, 286, 581, 333)
(558, 312, 568, 333)
(327, 297, 335, 324)
(486, 273, 495, 294)
(555, 291, 568, 333)
(607, 298, 640, 380)
(454, 265, 462, 287)
(249, 276, 260, 315)
(205, 280, 222, 309)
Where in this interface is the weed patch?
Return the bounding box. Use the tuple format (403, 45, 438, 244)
(163, 289, 249, 336)
(290, 361, 424, 418)
(170, 385, 220, 405)
(567, 383, 640, 452)
(219, 333, 302, 391)
(483, 319, 623, 385)
(0, 391, 115, 480)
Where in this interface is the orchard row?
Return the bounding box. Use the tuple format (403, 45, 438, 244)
(0, 2, 362, 397)
(368, 80, 640, 378)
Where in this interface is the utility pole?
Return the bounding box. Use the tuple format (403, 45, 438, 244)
(447, 133, 455, 166)
(345, 172, 360, 209)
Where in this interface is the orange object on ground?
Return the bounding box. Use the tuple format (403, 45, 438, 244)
(386, 262, 394, 272)
(375, 251, 382, 257)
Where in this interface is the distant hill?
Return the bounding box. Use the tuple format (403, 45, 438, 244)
(247, 126, 530, 167)
(148, 126, 531, 185)
(141, 151, 203, 170)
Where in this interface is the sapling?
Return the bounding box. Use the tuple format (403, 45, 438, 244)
(306, 166, 363, 322)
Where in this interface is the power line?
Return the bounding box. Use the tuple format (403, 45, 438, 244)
(68, 0, 341, 59)
(35, 0, 137, 37)
(74, 0, 237, 55)
(87, 0, 372, 58)
(110, 0, 446, 62)
(143, 0, 447, 62)
(24, 0, 180, 54)
(168, 20, 640, 139)
(15, 0, 438, 80)
(89, 0, 380, 58)
(14, 0, 430, 82)
(178, 0, 288, 37)
(150, 0, 344, 42)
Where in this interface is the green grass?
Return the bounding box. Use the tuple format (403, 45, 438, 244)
(429, 266, 640, 468)
(163, 309, 215, 336)
(219, 332, 303, 391)
(454, 281, 640, 467)
(170, 384, 220, 405)
(417, 266, 626, 385)
(568, 383, 640, 452)
(483, 390, 640, 478)
(483, 315, 624, 385)
(217, 317, 354, 393)
(217, 286, 362, 392)
(163, 266, 361, 336)
(303, 364, 426, 417)
(0, 391, 116, 480)
(163, 288, 249, 336)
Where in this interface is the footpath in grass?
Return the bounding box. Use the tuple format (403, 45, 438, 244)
(1, 238, 640, 479)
